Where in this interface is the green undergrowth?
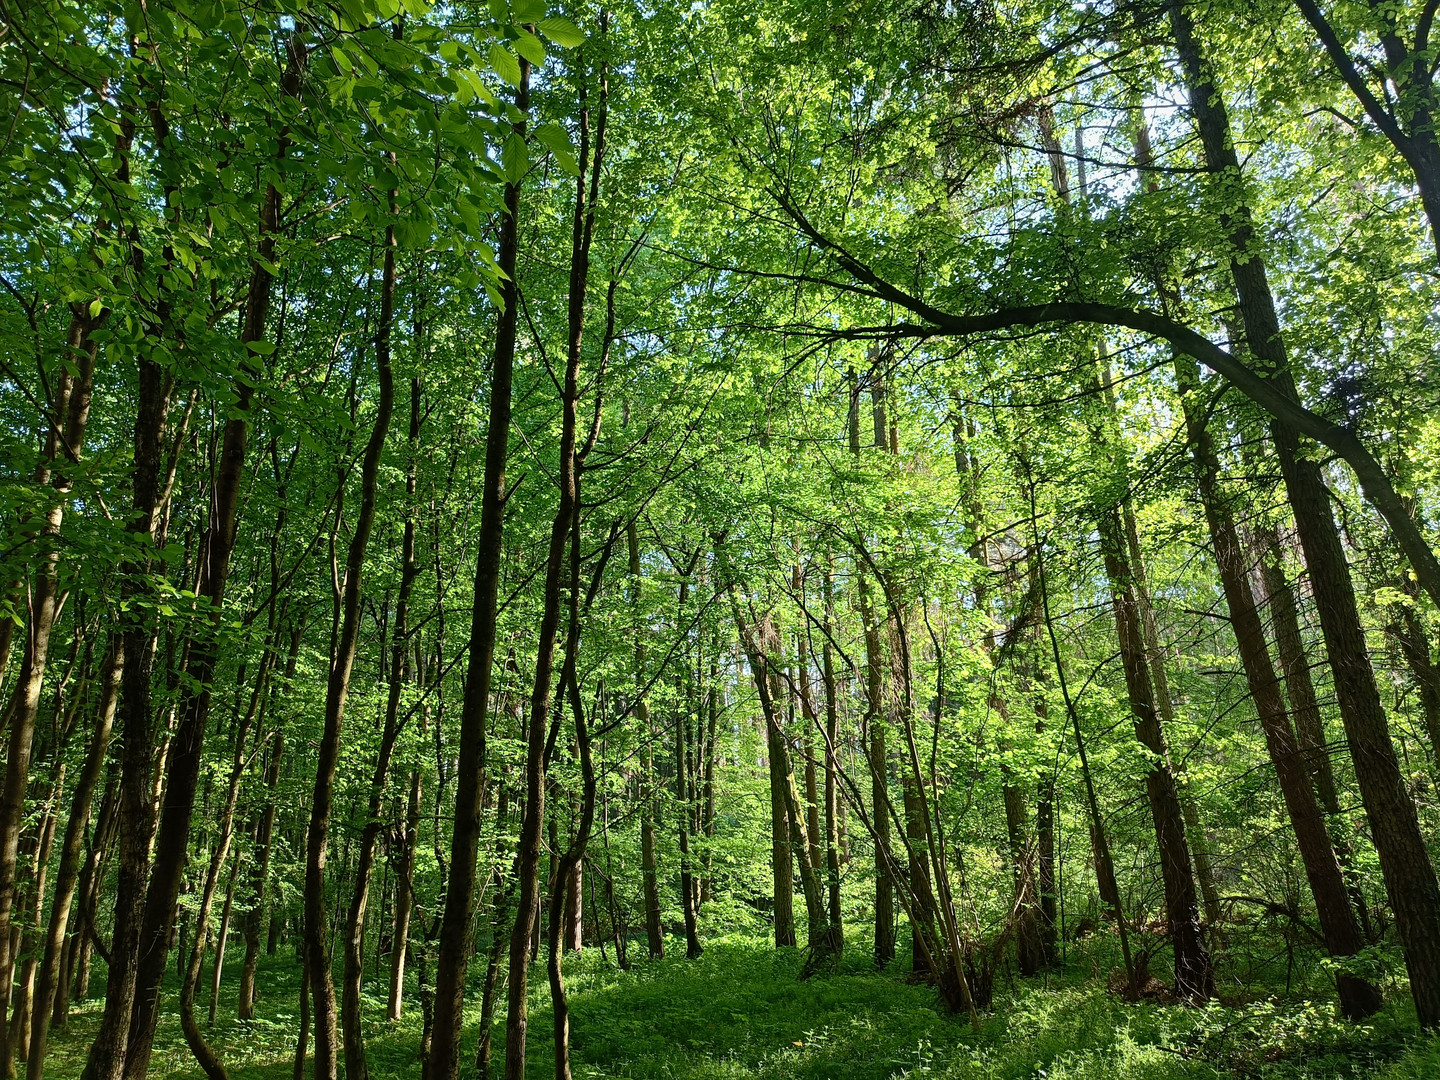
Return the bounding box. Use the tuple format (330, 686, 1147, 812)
(44, 933, 1440, 1079)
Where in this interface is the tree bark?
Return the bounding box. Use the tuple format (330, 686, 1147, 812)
(819, 563, 844, 951)
(628, 523, 665, 961)
(27, 636, 120, 1080)
(1172, 0, 1440, 1025)
(1177, 352, 1380, 1018)
(426, 51, 529, 1080)
(1, 305, 100, 1078)
(332, 190, 404, 1080)
(504, 37, 602, 1074)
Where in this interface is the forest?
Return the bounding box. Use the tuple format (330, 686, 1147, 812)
(4, 0, 1440, 1077)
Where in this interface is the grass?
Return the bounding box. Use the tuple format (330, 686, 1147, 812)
(43, 931, 1440, 1079)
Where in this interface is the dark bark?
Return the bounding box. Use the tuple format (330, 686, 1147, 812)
(1099, 506, 1215, 1001)
(504, 37, 602, 1074)
(765, 662, 796, 948)
(475, 786, 512, 1078)
(1292, 0, 1440, 265)
(548, 478, 599, 1080)
(1177, 353, 1380, 1018)
(239, 624, 296, 1021)
(27, 636, 120, 1080)
(1172, 0, 1440, 1025)
(332, 180, 403, 1080)
(718, 542, 837, 972)
(819, 565, 844, 950)
(102, 35, 306, 1080)
(1, 305, 100, 1078)
(426, 51, 529, 1080)
(388, 762, 422, 1023)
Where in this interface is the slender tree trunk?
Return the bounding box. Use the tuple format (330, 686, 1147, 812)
(331, 226, 406, 1080)
(718, 542, 836, 971)
(106, 37, 306, 1080)
(628, 524, 664, 961)
(388, 763, 422, 1023)
(1117, 491, 1224, 931)
(1099, 506, 1215, 1000)
(426, 52, 529, 1080)
(700, 660, 719, 908)
(239, 623, 295, 1019)
(11, 750, 68, 1069)
(208, 858, 240, 1026)
(308, 125, 400, 1080)
(504, 41, 605, 1073)
(856, 370, 896, 970)
(475, 785, 512, 1078)
(548, 475, 599, 1080)
(765, 664, 796, 948)
(1027, 481, 1134, 989)
(67, 775, 117, 1014)
(1, 308, 99, 1079)
(820, 563, 844, 951)
(27, 636, 120, 1080)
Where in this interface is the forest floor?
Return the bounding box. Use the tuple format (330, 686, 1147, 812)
(43, 933, 1440, 1079)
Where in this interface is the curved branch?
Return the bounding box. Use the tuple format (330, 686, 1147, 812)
(849, 302, 1440, 610)
(1293, 0, 1411, 150)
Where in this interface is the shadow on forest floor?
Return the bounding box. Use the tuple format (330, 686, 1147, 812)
(44, 932, 1440, 1079)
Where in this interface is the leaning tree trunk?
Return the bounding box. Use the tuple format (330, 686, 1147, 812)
(1176, 352, 1380, 1018)
(1172, 0, 1440, 1026)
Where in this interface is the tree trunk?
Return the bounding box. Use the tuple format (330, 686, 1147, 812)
(504, 38, 602, 1074)
(765, 662, 796, 948)
(1172, 0, 1440, 1025)
(1116, 491, 1223, 931)
(675, 569, 702, 960)
(1178, 351, 1380, 1018)
(67, 775, 118, 1015)
(628, 524, 665, 961)
(388, 764, 422, 1022)
(1098, 507, 1215, 1001)
(27, 636, 120, 1080)
(718, 542, 837, 971)
(548, 480, 599, 1080)
(103, 36, 306, 1080)
(475, 786, 512, 1078)
(309, 125, 400, 1080)
(207, 858, 240, 1026)
(820, 564, 844, 952)
(239, 623, 293, 1021)
(0, 306, 99, 1079)
(426, 52, 529, 1080)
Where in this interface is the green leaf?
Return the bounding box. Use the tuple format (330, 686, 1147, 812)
(502, 131, 528, 184)
(537, 17, 585, 48)
(489, 44, 521, 87)
(245, 339, 277, 356)
(512, 28, 546, 67)
(532, 121, 570, 156)
(88, 298, 103, 318)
